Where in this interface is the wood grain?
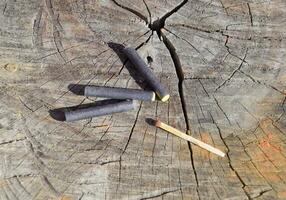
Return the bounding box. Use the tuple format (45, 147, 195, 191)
(0, 0, 285, 199)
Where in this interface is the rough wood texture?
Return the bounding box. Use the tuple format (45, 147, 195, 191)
(0, 0, 286, 199)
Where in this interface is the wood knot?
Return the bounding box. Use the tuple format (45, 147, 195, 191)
(3, 63, 18, 72)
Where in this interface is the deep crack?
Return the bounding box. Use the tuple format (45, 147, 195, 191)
(146, 0, 200, 196)
(111, 0, 148, 24)
(149, 0, 188, 38)
(112, 0, 199, 197)
(160, 30, 200, 197)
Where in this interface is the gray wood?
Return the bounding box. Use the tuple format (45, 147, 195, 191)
(0, 0, 286, 199)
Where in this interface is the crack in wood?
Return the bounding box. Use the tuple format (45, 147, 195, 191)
(138, 187, 180, 200)
(2, 3, 7, 15)
(40, 175, 59, 197)
(151, 101, 159, 167)
(239, 70, 286, 95)
(246, 3, 253, 27)
(20, 116, 62, 197)
(218, 0, 229, 15)
(252, 189, 272, 199)
(143, 0, 151, 24)
(111, 0, 148, 24)
(18, 97, 34, 112)
(149, 0, 188, 38)
(215, 49, 248, 91)
(177, 168, 184, 199)
(44, 0, 63, 32)
(163, 27, 208, 64)
(32, 7, 44, 49)
(277, 96, 286, 122)
(212, 95, 232, 125)
(210, 113, 251, 199)
(44, 0, 67, 62)
(7, 176, 33, 199)
(160, 29, 201, 199)
(117, 102, 143, 191)
(236, 136, 276, 197)
(0, 138, 26, 146)
(1, 0, 285, 199)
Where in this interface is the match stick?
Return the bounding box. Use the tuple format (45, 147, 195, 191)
(84, 86, 156, 101)
(65, 100, 135, 122)
(154, 120, 225, 157)
(122, 47, 170, 102)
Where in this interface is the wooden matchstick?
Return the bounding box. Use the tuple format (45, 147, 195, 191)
(154, 120, 225, 157)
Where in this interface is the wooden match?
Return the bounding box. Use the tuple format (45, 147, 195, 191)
(154, 120, 226, 157)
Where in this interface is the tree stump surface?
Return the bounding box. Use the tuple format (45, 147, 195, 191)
(0, 0, 286, 199)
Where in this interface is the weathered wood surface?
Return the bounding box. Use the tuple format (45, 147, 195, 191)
(0, 0, 286, 199)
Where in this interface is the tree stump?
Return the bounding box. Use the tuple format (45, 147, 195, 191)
(0, 0, 286, 199)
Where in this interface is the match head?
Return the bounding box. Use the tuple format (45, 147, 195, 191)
(151, 92, 156, 101)
(161, 94, 170, 102)
(145, 118, 161, 127)
(154, 119, 161, 127)
(155, 91, 170, 102)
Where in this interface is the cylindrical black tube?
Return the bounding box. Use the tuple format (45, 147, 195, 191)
(65, 100, 135, 122)
(122, 47, 170, 102)
(84, 86, 155, 101)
